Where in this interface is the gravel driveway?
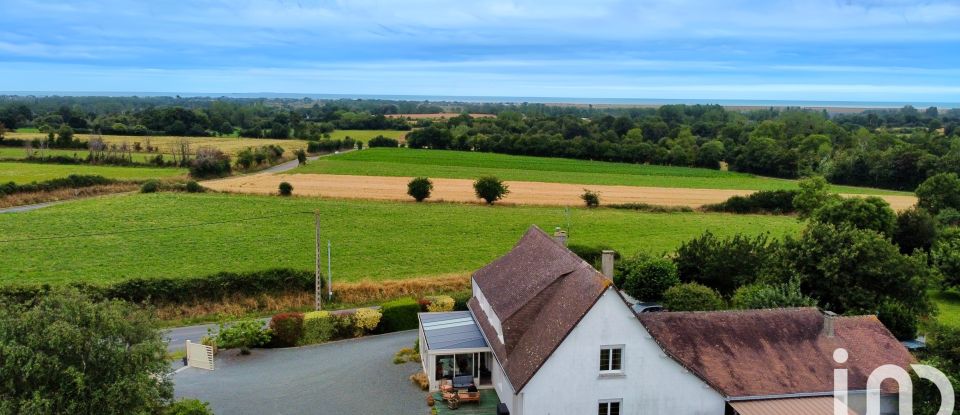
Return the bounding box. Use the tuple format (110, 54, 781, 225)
(174, 330, 426, 415)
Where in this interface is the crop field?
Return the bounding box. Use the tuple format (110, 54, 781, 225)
(294, 148, 909, 195)
(0, 192, 801, 285)
(0, 162, 187, 184)
(5, 132, 311, 156)
(326, 129, 408, 143)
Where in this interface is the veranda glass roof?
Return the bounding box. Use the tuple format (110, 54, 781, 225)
(419, 311, 490, 351)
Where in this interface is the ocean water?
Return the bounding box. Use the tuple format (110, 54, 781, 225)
(2, 91, 958, 109)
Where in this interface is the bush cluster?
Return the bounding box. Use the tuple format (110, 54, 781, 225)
(702, 190, 798, 214)
(662, 283, 725, 312)
(368, 135, 400, 148)
(606, 203, 693, 213)
(215, 320, 271, 355)
(0, 174, 115, 196)
(263, 308, 383, 347)
(380, 297, 421, 332)
(307, 138, 356, 153)
(421, 295, 455, 312)
(0, 268, 322, 306)
(269, 312, 305, 347)
(616, 254, 680, 302)
(189, 148, 231, 178)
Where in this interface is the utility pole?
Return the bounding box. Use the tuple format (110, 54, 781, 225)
(327, 240, 333, 301)
(314, 210, 322, 311)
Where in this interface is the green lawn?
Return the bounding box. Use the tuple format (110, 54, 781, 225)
(0, 162, 187, 184)
(294, 148, 905, 195)
(0, 192, 801, 285)
(931, 289, 960, 329)
(327, 130, 408, 143)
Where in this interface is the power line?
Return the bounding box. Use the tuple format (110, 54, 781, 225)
(0, 211, 313, 243)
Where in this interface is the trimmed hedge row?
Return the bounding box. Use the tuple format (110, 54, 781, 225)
(380, 297, 420, 332)
(0, 268, 319, 305)
(702, 190, 798, 214)
(307, 138, 356, 153)
(0, 174, 116, 196)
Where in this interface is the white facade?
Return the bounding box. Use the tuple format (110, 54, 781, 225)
(485, 286, 726, 415)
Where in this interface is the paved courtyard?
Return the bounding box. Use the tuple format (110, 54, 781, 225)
(174, 330, 427, 415)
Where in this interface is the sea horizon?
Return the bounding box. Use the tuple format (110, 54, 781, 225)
(1, 91, 957, 110)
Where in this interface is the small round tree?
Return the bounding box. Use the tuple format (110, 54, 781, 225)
(616, 254, 679, 301)
(295, 149, 307, 165)
(473, 176, 509, 205)
(279, 182, 293, 196)
(407, 177, 434, 202)
(581, 189, 600, 208)
(663, 282, 725, 311)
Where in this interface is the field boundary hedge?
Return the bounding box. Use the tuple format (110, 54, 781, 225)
(0, 174, 118, 196)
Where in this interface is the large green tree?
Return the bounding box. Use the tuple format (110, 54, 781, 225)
(917, 173, 960, 214)
(0, 289, 172, 414)
(674, 231, 776, 297)
(810, 196, 896, 236)
(769, 223, 932, 316)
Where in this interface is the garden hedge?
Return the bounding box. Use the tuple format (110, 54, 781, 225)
(0, 268, 319, 305)
(269, 312, 305, 347)
(379, 297, 420, 332)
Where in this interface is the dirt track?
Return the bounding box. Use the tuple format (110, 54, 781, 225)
(203, 173, 918, 210)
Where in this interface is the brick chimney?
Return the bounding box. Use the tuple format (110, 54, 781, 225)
(553, 227, 568, 246)
(601, 250, 615, 279)
(822, 310, 837, 338)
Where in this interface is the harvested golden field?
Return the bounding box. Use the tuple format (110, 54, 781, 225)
(5, 132, 311, 156)
(203, 173, 918, 210)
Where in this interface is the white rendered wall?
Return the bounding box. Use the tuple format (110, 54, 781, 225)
(517, 288, 726, 415)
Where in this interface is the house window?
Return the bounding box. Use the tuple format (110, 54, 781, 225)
(598, 400, 621, 415)
(599, 346, 623, 373)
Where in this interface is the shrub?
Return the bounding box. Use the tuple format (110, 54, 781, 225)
(269, 312, 304, 347)
(407, 177, 433, 202)
(368, 135, 400, 148)
(410, 371, 429, 390)
(380, 297, 421, 332)
(352, 308, 382, 335)
(140, 180, 160, 193)
(703, 190, 798, 214)
(731, 279, 816, 309)
(473, 176, 509, 204)
(606, 203, 693, 213)
(663, 283, 725, 312)
(189, 148, 231, 178)
(278, 181, 293, 196)
(424, 295, 455, 312)
(451, 291, 471, 311)
(164, 399, 214, 415)
(616, 254, 679, 302)
(878, 300, 919, 340)
(329, 313, 355, 340)
(295, 149, 307, 165)
(215, 320, 271, 355)
(674, 231, 775, 297)
(793, 176, 839, 218)
(893, 207, 938, 254)
(300, 311, 335, 345)
(581, 189, 600, 208)
(184, 180, 203, 193)
(393, 347, 420, 364)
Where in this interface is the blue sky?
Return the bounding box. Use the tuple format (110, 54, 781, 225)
(0, 0, 959, 102)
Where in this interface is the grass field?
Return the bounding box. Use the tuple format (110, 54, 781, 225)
(294, 148, 907, 195)
(0, 192, 801, 285)
(0, 162, 187, 184)
(931, 290, 960, 329)
(326, 129, 408, 143)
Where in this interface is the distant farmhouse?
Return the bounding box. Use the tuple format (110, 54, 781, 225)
(417, 226, 914, 415)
